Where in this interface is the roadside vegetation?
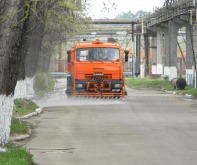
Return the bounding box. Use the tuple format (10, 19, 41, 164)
(34, 71, 56, 96)
(13, 99, 38, 117)
(126, 78, 197, 97)
(0, 142, 34, 165)
(1, 99, 39, 164)
(6, 74, 55, 164)
(11, 118, 29, 135)
(12, 98, 38, 134)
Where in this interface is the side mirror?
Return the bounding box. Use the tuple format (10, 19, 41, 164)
(67, 50, 71, 62)
(67, 50, 71, 55)
(124, 50, 129, 62)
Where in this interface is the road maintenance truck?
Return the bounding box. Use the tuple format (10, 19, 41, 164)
(66, 38, 127, 98)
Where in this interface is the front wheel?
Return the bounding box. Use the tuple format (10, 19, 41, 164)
(65, 89, 72, 97)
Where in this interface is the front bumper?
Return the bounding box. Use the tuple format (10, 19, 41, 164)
(74, 80, 127, 97)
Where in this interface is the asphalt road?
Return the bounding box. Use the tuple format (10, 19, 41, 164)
(26, 78, 197, 165)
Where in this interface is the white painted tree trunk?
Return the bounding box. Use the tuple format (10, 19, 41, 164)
(0, 95, 14, 146)
(14, 77, 35, 99)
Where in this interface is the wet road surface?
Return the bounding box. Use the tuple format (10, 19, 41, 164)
(25, 79, 197, 165)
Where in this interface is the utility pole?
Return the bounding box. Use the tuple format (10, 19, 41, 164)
(144, 33, 150, 76)
(132, 23, 136, 78)
(136, 34, 141, 77)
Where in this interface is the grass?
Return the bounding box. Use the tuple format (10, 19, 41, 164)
(13, 99, 38, 117)
(10, 118, 29, 135)
(5, 99, 38, 164)
(126, 78, 197, 97)
(126, 78, 173, 90)
(175, 86, 197, 97)
(0, 143, 34, 165)
(12, 99, 38, 134)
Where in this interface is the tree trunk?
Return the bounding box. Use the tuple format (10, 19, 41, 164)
(14, 77, 35, 99)
(0, 0, 27, 95)
(16, 1, 50, 99)
(25, 1, 49, 78)
(0, 95, 14, 146)
(0, 0, 28, 146)
(16, 1, 51, 99)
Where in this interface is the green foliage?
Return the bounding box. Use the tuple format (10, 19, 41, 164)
(48, 77, 56, 91)
(24, 0, 32, 19)
(34, 72, 56, 93)
(34, 72, 49, 91)
(39, 0, 91, 73)
(45, 0, 90, 43)
(13, 99, 38, 116)
(10, 118, 29, 135)
(6, 99, 35, 164)
(175, 86, 197, 97)
(0, 143, 33, 165)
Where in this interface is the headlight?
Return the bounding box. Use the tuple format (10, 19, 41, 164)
(114, 84, 120, 88)
(76, 84, 83, 88)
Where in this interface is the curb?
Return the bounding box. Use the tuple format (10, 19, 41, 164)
(10, 129, 32, 141)
(11, 133, 30, 141)
(17, 108, 43, 119)
(165, 90, 194, 98)
(185, 94, 193, 98)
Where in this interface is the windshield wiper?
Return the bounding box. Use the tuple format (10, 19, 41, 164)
(105, 58, 114, 63)
(88, 59, 103, 63)
(94, 59, 103, 63)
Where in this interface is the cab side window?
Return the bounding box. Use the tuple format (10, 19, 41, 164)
(77, 49, 89, 61)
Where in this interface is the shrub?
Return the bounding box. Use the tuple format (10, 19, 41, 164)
(34, 72, 56, 93)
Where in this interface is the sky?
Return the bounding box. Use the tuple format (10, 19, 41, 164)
(87, 0, 165, 19)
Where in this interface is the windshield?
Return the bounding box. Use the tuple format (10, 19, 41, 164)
(76, 48, 120, 62)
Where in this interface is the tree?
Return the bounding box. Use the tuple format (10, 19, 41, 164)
(0, 0, 32, 146)
(15, 0, 52, 99)
(37, 0, 90, 72)
(0, 0, 89, 147)
(0, 0, 58, 147)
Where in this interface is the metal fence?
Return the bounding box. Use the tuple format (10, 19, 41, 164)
(186, 72, 197, 88)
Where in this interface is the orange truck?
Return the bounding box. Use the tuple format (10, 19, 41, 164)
(66, 39, 127, 98)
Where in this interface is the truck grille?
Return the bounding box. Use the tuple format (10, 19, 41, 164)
(85, 74, 112, 79)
